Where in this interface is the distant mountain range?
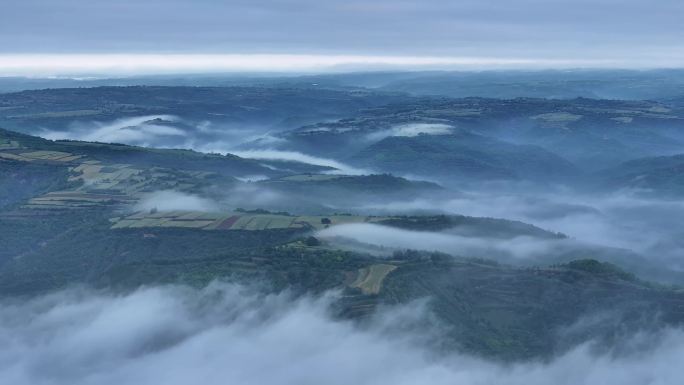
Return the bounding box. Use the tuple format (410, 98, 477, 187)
(278, 96, 684, 181)
(3, 86, 684, 191)
(4, 69, 684, 100)
(0, 86, 411, 133)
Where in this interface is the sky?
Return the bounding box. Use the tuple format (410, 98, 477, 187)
(1, 0, 683, 74)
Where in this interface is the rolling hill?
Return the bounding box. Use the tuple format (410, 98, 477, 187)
(281, 96, 684, 173)
(0, 85, 411, 133)
(349, 131, 579, 181)
(598, 154, 684, 194)
(2, 124, 684, 362)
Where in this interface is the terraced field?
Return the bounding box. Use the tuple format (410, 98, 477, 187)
(350, 264, 398, 295)
(22, 161, 201, 209)
(0, 139, 19, 149)
(25, 191, 137, 210)
(111, 211, 390, 231)
(0, 141, 224, 210)
(0, 150, 82, 163)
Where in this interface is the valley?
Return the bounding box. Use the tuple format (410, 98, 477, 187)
(2, 80, 684, 364)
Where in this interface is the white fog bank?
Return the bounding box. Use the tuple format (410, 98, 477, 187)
(0, 283, 682, 385)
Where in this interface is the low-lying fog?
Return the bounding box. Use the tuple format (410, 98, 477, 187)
(138, 182, 684, 282)
(227, 150, 371, 175)
(1, 282, 681, 385)
(17, 113, 684, 385)
(351, 188, 684, 272)
(65, 116, 681, 280)
(37, 115, 286, 152)
(318, 223, 566, 261)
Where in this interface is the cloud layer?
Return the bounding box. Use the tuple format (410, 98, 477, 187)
(365, 123, 454, 142)
(40, 115, 185, 146)
(317, 223, 564, 261)
(229, 150, 371, 175)
(2, 1, 684, 71)
(1, 282, 683, 385)
(356, 188, 684, 272)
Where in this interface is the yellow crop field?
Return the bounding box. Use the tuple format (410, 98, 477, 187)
(350, 264, 398, 295)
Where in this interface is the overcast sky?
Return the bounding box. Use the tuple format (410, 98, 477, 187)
(1, 0, 683, 74)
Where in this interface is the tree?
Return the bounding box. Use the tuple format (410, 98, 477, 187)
(304, 236, 321, 247)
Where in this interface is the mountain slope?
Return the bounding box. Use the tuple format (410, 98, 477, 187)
(0, 86, 410, 132)
(598, 154, 684, 194)
(282, 97, 684, 171)
(2, 125, 684, 362)
(0, 127, 278, 178)
(349, 132, 579, 181)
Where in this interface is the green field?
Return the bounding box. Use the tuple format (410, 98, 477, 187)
(0, 139, 19, 149)
(112, 211, 389, 231)
(0, 140, 229, 210)
(0, 150, 82, 163)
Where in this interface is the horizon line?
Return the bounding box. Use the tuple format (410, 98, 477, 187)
(1, 53, 682, 77)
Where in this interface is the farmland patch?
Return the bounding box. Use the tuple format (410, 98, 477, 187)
(350, 264, 398, 294)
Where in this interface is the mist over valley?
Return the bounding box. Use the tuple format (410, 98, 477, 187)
(2, 0, 684, 382)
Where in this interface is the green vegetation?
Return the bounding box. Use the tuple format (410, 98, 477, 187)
(0, 86, 410, 132)
(564, 259, 638, 282)
(0, 159, 70, 209)
(260, 173, 442, 195)
(379, 252, 684, 359)
(111, 211, 393, 231)
(3, 201, 678, 360)
(287, 96, 684, 172)
(597, 154, 684, 194)
(349, 132, 579, 181)
(378, 215, 565, 239)
(0, 87, 684, 359)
